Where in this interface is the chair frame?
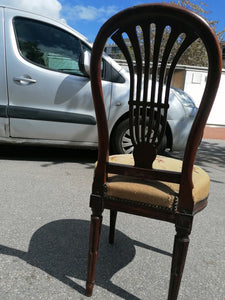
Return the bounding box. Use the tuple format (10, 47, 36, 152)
(86, 4, 222, 299)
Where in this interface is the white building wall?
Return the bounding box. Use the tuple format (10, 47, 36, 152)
(183, 69, 225, 126)
(115, 59, 225, 127)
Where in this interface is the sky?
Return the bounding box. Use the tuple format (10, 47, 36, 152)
(0, 0, 224, 42)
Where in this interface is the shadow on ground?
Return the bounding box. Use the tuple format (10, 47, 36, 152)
(168, 139, 225, 169)
(0, 145, 98, 168)
(0, 219, 171, 300)
(0, 139, 224, 169)
(195, 140, 225, 168)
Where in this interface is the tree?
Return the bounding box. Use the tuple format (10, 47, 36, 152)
(168, 0, 225, 66)
(107, 0, 224, 67)
(170, 0, 225, 41)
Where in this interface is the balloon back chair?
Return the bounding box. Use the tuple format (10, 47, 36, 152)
(86, 3, 222, 299)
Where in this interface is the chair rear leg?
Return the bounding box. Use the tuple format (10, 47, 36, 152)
(109, 210, 117, 244)
(168, 231, 189, 300)
(86, 213, 103, 297)
(168, 220, 192, 300)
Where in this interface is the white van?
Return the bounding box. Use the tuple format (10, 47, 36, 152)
(0, 6, 197, 153)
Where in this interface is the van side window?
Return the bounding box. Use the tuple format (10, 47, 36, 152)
(13, 17, 85, 76)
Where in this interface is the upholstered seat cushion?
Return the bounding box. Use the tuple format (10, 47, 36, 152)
(104, 154, 210, 211)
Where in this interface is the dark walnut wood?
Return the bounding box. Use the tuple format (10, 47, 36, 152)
(86, 3, 222, 299)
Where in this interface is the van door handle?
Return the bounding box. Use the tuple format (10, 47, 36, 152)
(13, 75, 37, 85)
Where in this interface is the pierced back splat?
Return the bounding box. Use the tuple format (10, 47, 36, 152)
(111, 19, 198, 168)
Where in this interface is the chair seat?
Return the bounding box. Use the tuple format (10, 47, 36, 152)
(104, 154, 210, 211)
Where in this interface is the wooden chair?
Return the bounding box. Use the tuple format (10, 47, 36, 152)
(86, 4, 222, 299)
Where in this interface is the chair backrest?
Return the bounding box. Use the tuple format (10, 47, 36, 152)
(90, 4, 222, 212)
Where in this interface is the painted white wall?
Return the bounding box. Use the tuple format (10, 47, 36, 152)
(184, 69, 225, 126)
(116, 60, 225, 126)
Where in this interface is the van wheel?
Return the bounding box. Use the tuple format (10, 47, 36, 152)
(111, 119, 167, 154)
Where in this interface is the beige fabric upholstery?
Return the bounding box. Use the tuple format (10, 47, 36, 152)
(104, 154, 210, 210)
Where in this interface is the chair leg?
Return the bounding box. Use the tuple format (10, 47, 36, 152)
(167, 228, 190, 300)
(86, 213, 103, 297)
(109, 210, 117, 244)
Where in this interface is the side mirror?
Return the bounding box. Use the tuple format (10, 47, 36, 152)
(79, 50, 91, 76)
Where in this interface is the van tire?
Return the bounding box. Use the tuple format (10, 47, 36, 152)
(111, 119, 167, 154)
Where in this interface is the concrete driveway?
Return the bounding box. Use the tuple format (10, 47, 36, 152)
(0, 139, 224, 300)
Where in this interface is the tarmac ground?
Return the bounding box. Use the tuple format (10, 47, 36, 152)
(0, 139, 224, 300)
